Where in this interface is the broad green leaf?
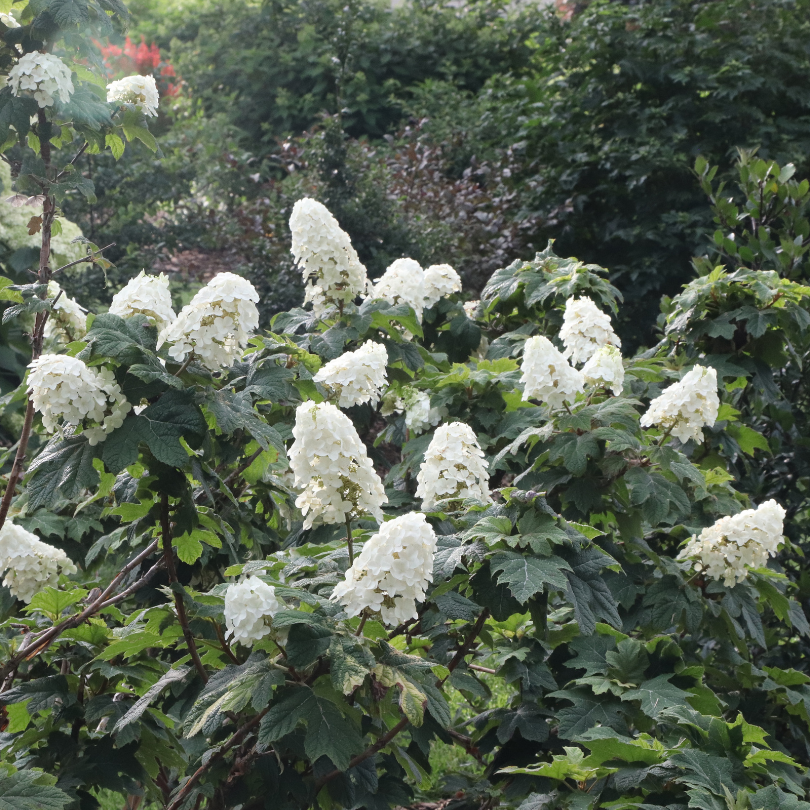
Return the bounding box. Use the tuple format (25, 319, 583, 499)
(491, 551, 571, 603)
(0, 771, 72, 810)
(329, 636, 375, 695)
(622, 674, 690, 719)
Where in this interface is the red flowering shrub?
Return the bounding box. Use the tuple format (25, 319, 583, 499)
(96, 35, 180, 99)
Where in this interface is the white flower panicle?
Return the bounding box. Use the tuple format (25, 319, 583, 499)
(43, 281, 86, 344)
(581, 344, 625, 396)
(0, 522, 77, 603)
(520, 335, 584, 409)
(109, 271, 176, 329)
(290, 198, 369, 315)
(640, 365, 719, 443)
(157, 272, 259, 372)
(678, 499, 786, 586)
(106, 75, 160, 117)
(289, 401, 386, 529)
(224, 576, 282, 645)
(7, 52, 74, 108)
(372, 258, 426, 322)
(416, 422, 490, 510)
(559, 296, 621, 366)
(28, 354, 131, 445)
(0, 11, 20, 27)
(313, 341, 388, 408)
(331, 512, 437, 625)
(423, 263, 462, 308)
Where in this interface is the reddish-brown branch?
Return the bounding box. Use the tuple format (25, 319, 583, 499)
(439, 608, 491, 687)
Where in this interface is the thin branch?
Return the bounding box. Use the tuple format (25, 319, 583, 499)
(346, 517, 354, 564)
(213, 619, 241, 665)
(52, 242, 115, 275)
(438, 608, 490, 687)
(0, 398, 35, 531)
(222, 447, 263, 488)
(55, 141, 89, 181)
(172, 355, 194, 378)
(469, 664, 496, 675)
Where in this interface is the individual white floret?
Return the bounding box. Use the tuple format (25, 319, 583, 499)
(0, 522, 77, 603)
(289, 401, 386, 529)
(559, 296, 621, 366)
(331, 512, 437, 625)
(43, 281, 86, 344)
(290, 198, 369, 316)
(224, 576, 282, 645)
(313, 342, 388, 408)
(520, 335, 584, 409)
(678, 499, 786, 586)
(416, 422, 490, 511)
(640, 365, 719, 444)
(423, 263, 462, 308)
(7, 52, 74, 108)
(157, 272, 259, 372)
(372, 258, 426, 323)
(109, 271, 176, 329)
(107, 75, 159, 117)
(581, 344, 625, 396)
(0, 11, 20, 27)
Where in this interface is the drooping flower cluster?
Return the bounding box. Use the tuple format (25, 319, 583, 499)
(372, 258, 427, 322)
(28, 354, 131, 445)
(331, 512, 437, 625)
(7, 52, 74, 108)
(106, 75, 160, 117)
(224, 576, 282, 645)
(289, 401, 386, 529)
(0, 11, 20, 27)
(640, 365, 719, 443)
(313, 342, 388, 408)
(416, 422, 490, 510)
(678, 500, 786, 586)
(0, 522, 77, 603)
(157, 272, 259, 372)
(290, 198, 369, 315)
(560, 296, 621, 366)
(581, 344, 625, 396)
(109, 271, 176, 329)
(520, 335, 584, 409)
(43, 281, 86, 344)
(423, 263, 462, 309)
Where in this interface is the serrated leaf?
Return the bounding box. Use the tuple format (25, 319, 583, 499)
(622, 674, 690, 719)
(26, 435, 99, 509)
(0, 771, 72, 810)
(330, 635, 375, 695)
(113, 666, 190, 733)
(491, 551, 571, 603)
(204, 389, 285, 454)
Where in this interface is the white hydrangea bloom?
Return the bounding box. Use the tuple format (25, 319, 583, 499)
(331, 512, 437, 625)
(520, 335, 584, 409)
(7, 52, 74, 108)
(423, 263, 462, 308)
(559, 296, 621, 366)
(678, 499, 785, 586)
(0, 522, 77, 603)
(640, 365, 719, 444)
(157, 272, 259, 372)
(581, 344, 625, 396)
(464, 300, 481, 319)
(372, 258, 426, 323)
(106, 75, 159, 117)
(43, 281, 86, 344)
(224, 576, 282, 646)
(289, 401, 386, 529)
(290, 198, 369, 316)
(109, 271, 176, 330)
(0, 11, 20, 27)
(27, 354, 131, 445)
(313, 342, 388, 408)
(416, 422, 490, 511)
(402, 388, 444, 435)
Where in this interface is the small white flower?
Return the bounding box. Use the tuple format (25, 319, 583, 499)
(313, 342, 388, 408)
(401, 388, 444, 435)
(7, 52, 74, 108)
(43, 281, 86, 344)
(559, 296, 621, 366)
(423, 263, 462, 309)
(640, 365, 719, 444)
(331, 512, 437, 625)
(520, 335, 584, 409)
(0, 11, 20, 28)
(416, 422, 490, 511)
(372, 258, 426, 323)
(109, 271, 176, 330)
(464, 300, 481, 319)
(106, 75, 160, 117)
(581, 344, 625, 396)
(224, 576, 282, 645)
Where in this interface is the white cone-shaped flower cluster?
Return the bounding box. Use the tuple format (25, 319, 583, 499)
(157, 272, 259, 372)
(331, 512, 437, 625)
(313, 341, 388, 408)
(224, 576, 282, 645)
(290, 198, 369, 316)
(423, 263, 462, 308)
(1, 11, 20, 27)
(416, 422, 490, 510)
(560, 296, 621, 366)
(107, 75, 159, 117)
(372, 258, 426, 323)
(44, 281, 86, 344)
(110, 271, 176, 329)
(678, 499, 785, 586)
(582, 344, 625, 396)
(640, 365, 719, 443)
(28, 354, 131, 445)
(0, 522, 77, 603)
(520, 335, 584, 409)
(7, 52, 74, 108)
(289, 401, 386, 529)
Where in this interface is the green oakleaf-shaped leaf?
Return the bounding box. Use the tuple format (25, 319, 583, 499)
(203, 389, 285, 454)
(26, 435, 99, 510)
(622, 674, 690, 719)
(491, 551, 571, 603)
